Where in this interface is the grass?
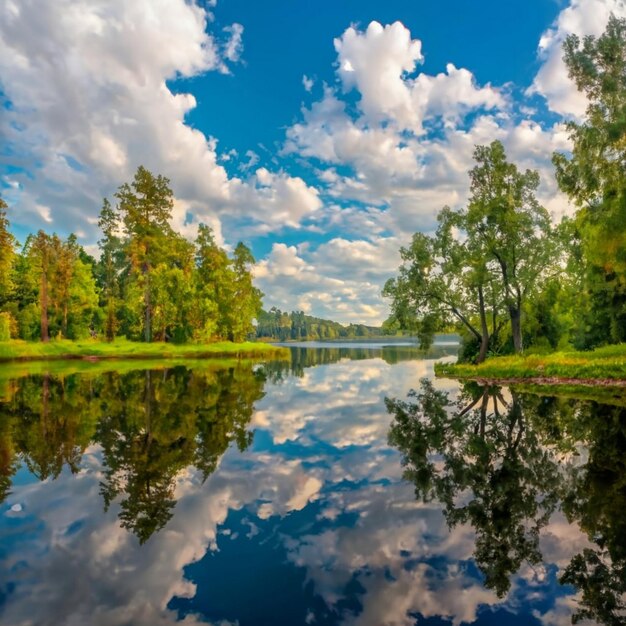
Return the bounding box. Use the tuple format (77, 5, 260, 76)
(435, 343, 626, 383)
(0, 338, 290, 363)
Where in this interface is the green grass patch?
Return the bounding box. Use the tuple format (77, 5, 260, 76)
(0, 338, 290, 363)
(435, 343, 626, 383)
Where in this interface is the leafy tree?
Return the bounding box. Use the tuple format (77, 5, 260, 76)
(553, 15, 626, 346)
(465, 141, 554, 353)
(116, 166, 175, 342)
(227, 242, 262, 342)
(0, 195, 17, 310)
(383, 213, 503, 361)
(193, 224, 228, 341)
(27, 231, 55, 342)
(97, 198, 123, 341)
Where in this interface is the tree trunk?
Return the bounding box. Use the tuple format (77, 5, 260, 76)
(477, 285, 490, 364)
(40, 266, 49, 342)
(510, 306, 523, 353)
(144, 269, 151, 343)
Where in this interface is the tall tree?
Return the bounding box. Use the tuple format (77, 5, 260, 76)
(192, 224, 225, 340)
(465, 141, 553, 353)
(553, 15, 626, 345)
(0, 196, 17, 308)
(383, 208, 504, 362)
(116, 166, 174, 342)
(28, 231, 54, 342)
(228, 242, 263, 342)
(97, 198, 122, 341)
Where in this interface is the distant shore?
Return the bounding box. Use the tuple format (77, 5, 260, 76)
(0, 338, 290, 363)
(435, 344, 626, 385)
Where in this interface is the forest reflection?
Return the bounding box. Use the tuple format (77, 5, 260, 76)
(0, 363, 268, 543)
(387, 380, 626, 625)
(0, 345, 444, 542)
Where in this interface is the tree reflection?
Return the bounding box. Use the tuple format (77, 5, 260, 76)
(387, 381, 626, 623)
(0, 363, 266, 543)
(387, 380, 561, 596)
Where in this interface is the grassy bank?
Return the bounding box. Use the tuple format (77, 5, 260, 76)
(0, 338, 290, 363)
(435, 343, 626, 384)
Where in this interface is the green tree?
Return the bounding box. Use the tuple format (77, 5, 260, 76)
(116, 166, 175, 342)
(553, 15, 626, 346)
(226, 242, 262, 342)
(0, 195, 17, 310)
(466, 141, 554, 353)
(97, 198, 123, 341)
(27, 231, 55, 342)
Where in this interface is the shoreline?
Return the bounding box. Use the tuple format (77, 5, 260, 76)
(0, 339, 290, 364)
(435, 344, 626, 386)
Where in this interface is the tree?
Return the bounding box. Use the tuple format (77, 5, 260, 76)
(553, 15, 626, 346)
(383, 211, 503, 362)
(193, 224, 228, 341)
(0, 195, 17, 309)
(227, 242, 262, 342)
(116, 166, 175, 342)
(466, 141, 554, 353)
(97, 198, 123, 341)
(28, 231, 55, 342)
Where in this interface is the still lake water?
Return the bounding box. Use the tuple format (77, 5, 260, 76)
(0, 345, 624, 626)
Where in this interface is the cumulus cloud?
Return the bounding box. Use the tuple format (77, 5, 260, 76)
(334, 21, 504, 134)
(0, 0, 321, 244)
(254, 241, 397, 324)
(530, 0, 626, 118)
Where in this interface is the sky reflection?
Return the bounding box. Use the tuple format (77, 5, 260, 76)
(0, 353, 611, 626)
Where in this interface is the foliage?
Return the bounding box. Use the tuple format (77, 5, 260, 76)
(255, 307, 383, 341)
(384, 142, 553, 361)
(553, 15, 626, 349)
(436, 342, 626, 382)
(0, 166, 263, 347)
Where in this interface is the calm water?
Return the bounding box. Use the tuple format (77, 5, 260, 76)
(0, 347, 624, 626)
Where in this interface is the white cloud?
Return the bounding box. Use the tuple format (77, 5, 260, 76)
(334, 21, 505, 135)
(254, 241, 398, 325)
(530, 0, 626, 117)
(0, 0, 320, 245)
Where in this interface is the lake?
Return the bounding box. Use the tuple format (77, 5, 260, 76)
(0, 346, 623, 626)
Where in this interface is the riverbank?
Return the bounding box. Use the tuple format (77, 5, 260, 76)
(0, 338, 290, 363)
(435, 343, 626, 385)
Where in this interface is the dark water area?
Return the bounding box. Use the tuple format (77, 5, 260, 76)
(0, 347, 624, 625)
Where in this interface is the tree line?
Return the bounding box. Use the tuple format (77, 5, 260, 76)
(255, 307, 383, 341)
(384, 16, 626, 362)
(0, 167, 262, 343)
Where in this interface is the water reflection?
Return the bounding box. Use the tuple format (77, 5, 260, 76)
(387, 379, 626, 625)
(0, 353, 625, 626)
(0, 364, 266, 542)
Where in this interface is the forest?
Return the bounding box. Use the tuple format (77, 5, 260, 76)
(0, 167, 262, 344)
(384, 16, 626, 363)
(255, 308, 383, 341)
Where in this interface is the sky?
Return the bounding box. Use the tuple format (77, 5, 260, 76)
(1, 0, 625, 325)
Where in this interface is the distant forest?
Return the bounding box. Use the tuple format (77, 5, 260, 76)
(255, 308, 385, 341)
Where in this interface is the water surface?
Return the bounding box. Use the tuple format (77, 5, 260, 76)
(0, 348, 624, 625)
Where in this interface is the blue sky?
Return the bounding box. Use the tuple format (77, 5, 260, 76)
(1, 0, 623, 323)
